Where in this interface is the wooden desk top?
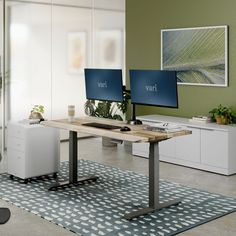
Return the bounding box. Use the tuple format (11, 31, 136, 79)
(42, 116, 191, 143)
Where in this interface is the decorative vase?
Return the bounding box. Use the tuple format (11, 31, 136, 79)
(102, 137, 117, 147)
(216, 116, 222, 124)
(29, 112, 43, 119)
(216, 116, 228, 125)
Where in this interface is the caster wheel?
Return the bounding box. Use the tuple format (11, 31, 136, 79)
(24, 179, 29, 184)
(9, 175, 14, 180)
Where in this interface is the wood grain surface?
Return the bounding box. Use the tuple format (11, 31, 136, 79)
(42, 116, 191, 143)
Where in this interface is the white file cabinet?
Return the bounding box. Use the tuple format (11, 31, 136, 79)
(7, 122, 60, 181)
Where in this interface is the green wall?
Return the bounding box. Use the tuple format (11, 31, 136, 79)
(126, 0, 236, 118)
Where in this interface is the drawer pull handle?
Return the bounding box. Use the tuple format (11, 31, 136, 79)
(201, 128, 214, 131)
(186, 126, 214, 131)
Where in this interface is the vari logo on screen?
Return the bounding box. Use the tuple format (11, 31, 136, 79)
(130, 70, 178, 108)
(97, 81, 108, 88)
(84, 68, 123, 102)
(145, 84, 158, 92)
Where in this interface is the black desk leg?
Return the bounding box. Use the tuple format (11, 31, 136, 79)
(48, 131, 98, 191)
(124, 142, 181, 220)
(69, 131, 78, 183)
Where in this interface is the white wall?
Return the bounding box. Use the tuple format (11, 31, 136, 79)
(51, 5, 92, 119)
(9, 4, 51, 120)
(93, 9, 125, 80)
(0, 2, 3, 171)
(8, 0, 125, 122)
(1, 0, 125, 171)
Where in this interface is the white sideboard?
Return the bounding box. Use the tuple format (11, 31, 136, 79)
(7, 122, 60, 181)
(132, 115, 236, 175)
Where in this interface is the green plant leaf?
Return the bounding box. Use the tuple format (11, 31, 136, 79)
(31, 104, 44, 114)
(209, 104, 236, 124)
(84, 90, 131, 121)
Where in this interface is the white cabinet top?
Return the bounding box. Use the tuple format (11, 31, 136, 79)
(8, 121, 43, 129)
(137, 114, 236, 132)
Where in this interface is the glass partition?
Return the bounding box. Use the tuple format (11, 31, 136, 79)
(51, 0, 92, 119)
(0, 0, 125, 167)
(93, 1, 125, 78)
(8, 0, 52, 121)
(0, 0, 3, 170)
(6, 0, 124, 121)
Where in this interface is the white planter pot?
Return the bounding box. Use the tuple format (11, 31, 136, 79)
(102, 137, 117, 147)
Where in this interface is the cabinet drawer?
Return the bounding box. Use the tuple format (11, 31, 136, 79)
(132, 143, 149, 151)
(176, 127, 200, 163)
(159, 138, 176, 157)
(132, 143, 149, 158)
(8, 125, 25, 139)
(7, 149, 25, 178)
(132, 149, 149, 158)
(201, 130, 228, 169)
(8, 137, 25, 152)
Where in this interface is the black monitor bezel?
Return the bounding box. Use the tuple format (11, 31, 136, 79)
(129, 70, 179, 109)
(84, 68, 124, 103)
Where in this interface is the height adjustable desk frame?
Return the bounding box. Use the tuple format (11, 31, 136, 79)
(42, 117, 190, 219)
(124, 141, 180, 220)
(48, 130, 98, 191)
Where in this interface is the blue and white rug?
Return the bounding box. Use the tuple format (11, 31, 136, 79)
(0, 160, 236, 236)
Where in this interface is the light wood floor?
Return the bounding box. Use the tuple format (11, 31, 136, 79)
(1, 137, 236, 236)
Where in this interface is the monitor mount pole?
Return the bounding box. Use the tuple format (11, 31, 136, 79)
(123, 86, 142, 125)
(127, 103, 142, 125)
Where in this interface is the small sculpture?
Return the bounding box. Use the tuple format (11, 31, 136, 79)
(29, 105, 44, 120)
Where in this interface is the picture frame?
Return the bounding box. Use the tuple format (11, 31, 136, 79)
(161, 25, 228, 87)
(68, 32, 87, 74)
(97, 29, 123, 68)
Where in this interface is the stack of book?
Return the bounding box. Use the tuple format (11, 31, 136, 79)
(145, 123, 184, 133)
(189, 116, 211, 123)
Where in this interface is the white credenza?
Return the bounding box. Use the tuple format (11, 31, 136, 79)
(7, 122, 60, 181)
(132, 115, 236, 175)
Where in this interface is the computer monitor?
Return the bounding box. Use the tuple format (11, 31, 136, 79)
(84, 68, 124, 102)
(129, 70, 178, 108)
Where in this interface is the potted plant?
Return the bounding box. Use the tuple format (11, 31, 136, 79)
(84, 91, 130, 146)
(84, 90, 130, 120)
(29, 105, 45, 120)
(209, 104, 236, 125)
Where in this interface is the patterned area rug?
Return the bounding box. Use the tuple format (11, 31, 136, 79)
(0, 160, 236, 236)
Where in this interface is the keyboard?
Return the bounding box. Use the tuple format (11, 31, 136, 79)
(82, 122, 121, 130)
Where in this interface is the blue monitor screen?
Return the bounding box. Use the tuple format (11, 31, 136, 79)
(84, 68, 124, 102)
(130, 70, 178, 108)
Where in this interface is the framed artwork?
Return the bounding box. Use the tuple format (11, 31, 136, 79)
(98, 29, 123, 68)
(161, 25, 228, 87)
(68, 32, 87, 73)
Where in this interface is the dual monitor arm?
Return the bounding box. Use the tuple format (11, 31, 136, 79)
(123, 86, 142, 125)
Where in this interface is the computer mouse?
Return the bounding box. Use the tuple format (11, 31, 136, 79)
(120, 126, 131, 132)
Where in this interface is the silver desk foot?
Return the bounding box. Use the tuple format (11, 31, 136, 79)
(124, 199, 181, 220)
(48, 175, 98, 191)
